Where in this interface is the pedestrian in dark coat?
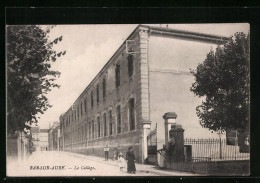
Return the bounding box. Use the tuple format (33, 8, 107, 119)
(126, 146, 136, 174)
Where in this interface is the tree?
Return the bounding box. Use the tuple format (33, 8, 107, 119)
(7, 25, 66, 134)
(190, 32, 249, 134)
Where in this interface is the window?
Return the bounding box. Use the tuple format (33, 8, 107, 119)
(81, 101, 83, 115)
(77, 105, 80, 119)
(70, 111, 72, 124)
(129, 98, 135, 131)
(97, 117, 101, 137)
(116, 105, 121, 133)
(109, 110, 113, 135)
(96, 84, 99, 104)
(128, 55, 134, 77)
(102, 78, 106, 99)
(82, 127, 84, 141)
(104, 113, 107, 136)
(85, 124, 87, 140)
(115, 64, 120, 87)
(92, 120, 94, 139)
(91, 91, 94, 108)
(84, 98, 87, 113)
(88, 121, 91, 140)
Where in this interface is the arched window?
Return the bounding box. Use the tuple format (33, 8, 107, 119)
(88, 121, 91, 140)
(109, 110, 113, 135)
(97, 116, 101, 138)
(129, 98, 135, 131)
(92, 120, 94, 139)
(85, 124, 87, 140)
(116, 105, 121, 134)
(104, 113, 107, 136)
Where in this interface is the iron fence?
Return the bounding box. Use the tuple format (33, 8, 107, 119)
(184, 138, 250, 162)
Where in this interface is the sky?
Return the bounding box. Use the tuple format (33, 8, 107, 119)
(36, 23, 250, 129)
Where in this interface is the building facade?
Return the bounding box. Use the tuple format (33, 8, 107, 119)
(48, 122, 61, 151)
(31, 127, 49, 151)
(60, 25, 229, 163)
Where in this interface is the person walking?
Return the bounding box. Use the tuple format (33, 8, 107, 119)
(104, 145, 109, 161)
(157, 144, 167, 169)
(118, 152, 125, 171)
(126, 146, 136, 174)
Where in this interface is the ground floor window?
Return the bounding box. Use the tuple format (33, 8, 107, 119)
(92, 120, 94, 139)
(117, 105, 121, 134)
(97, 116, 101, 137)
(104, 113, 107, 136)
(109, 110, 113, 135)
(129, 98, 135, 131)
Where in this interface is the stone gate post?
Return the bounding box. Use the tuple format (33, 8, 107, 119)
(169, 123, 185, 162)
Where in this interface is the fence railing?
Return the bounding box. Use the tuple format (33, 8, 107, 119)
(184, 138, 250, 162)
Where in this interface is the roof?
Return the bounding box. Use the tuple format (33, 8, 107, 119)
(142, 25, 230, 44)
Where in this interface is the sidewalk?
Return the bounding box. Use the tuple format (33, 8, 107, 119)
(62, 151, 202, 176)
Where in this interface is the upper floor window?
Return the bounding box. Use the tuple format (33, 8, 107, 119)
(70, 111, 72, 123)
(102, 78, 106, 99)
(129, 98, 135, 131)
(116, 105, 121, 134)
(115, 64, 120, 88)
(81, 101, 83, 115)
(77, 105, 80, 119)
(91, 91, 94, 108)
(84, 98, 87, 113)
(96, 84, 99, 104)
(128, 55, 134, 77)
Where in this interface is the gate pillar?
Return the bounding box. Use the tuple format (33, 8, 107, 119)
(142, 120, 151, 164)
(169, 123, 185, 162)
(163, 112, 177, 145)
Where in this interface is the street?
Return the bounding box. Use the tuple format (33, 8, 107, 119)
(7, 151, 159, 177)
(7, 151, 200, 177)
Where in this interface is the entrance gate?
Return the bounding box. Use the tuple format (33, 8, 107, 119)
(147, 126, 157, 165)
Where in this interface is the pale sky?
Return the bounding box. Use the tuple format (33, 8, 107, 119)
(37, 23, 250, 129)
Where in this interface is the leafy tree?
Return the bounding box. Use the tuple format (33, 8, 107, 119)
(190, 32, 249, 135)
(7, 25, 66, 134)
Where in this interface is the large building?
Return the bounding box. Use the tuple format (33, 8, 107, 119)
(48, 121, 61, 151)
(31, 127, 49, 151)
(59, 25, 229, 163)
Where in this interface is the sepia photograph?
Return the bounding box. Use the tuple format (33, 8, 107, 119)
(6, 23, 250, 177)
